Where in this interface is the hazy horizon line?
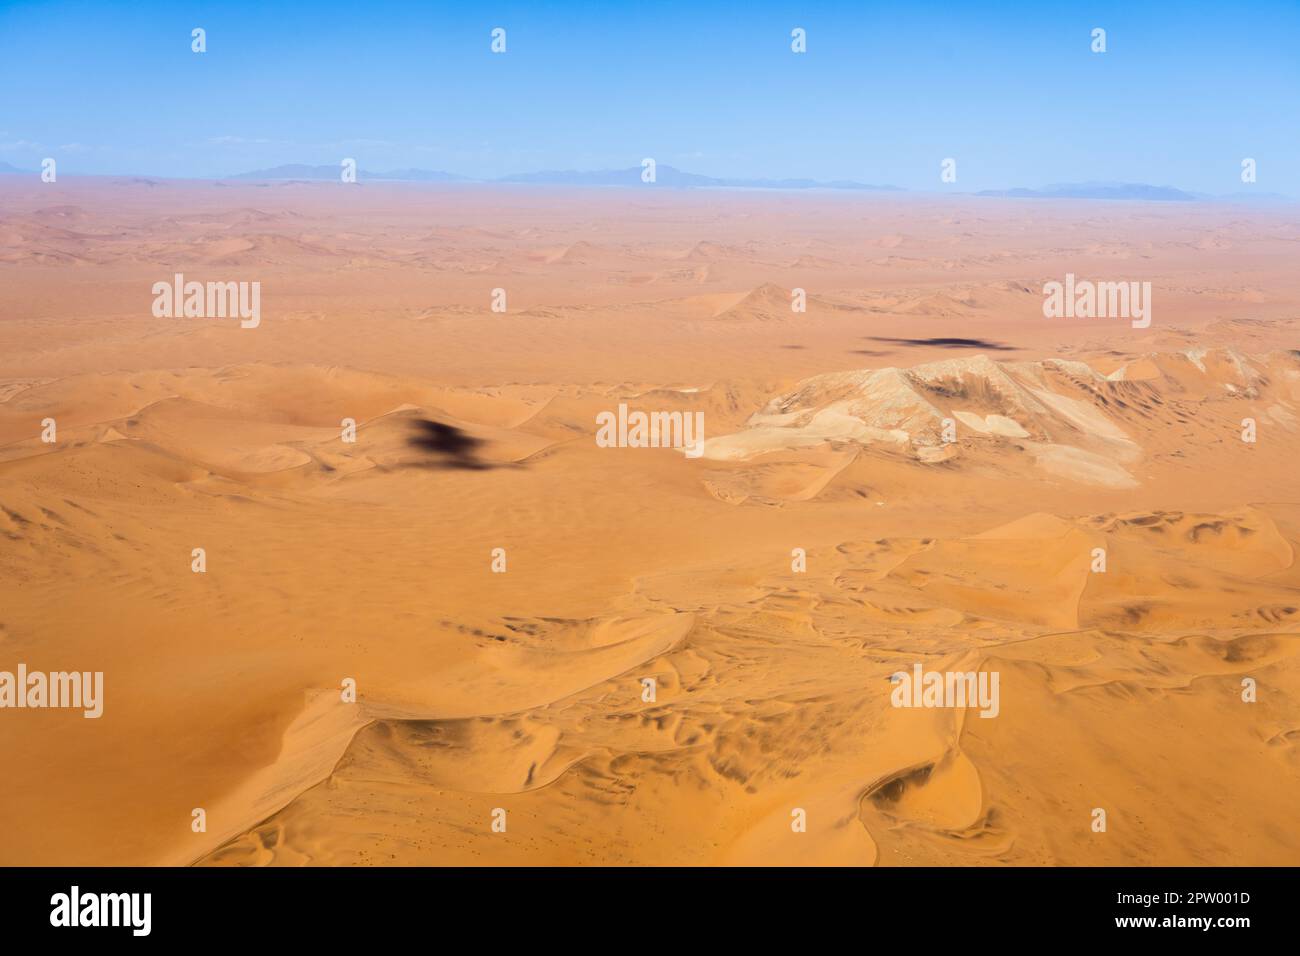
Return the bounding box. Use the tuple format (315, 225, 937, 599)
(1, 161, 1292, 203)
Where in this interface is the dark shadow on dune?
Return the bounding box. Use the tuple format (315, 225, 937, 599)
(406, 419, 496, 470)
(849, 349, 891, 357)
(865, 336, 1016, 351)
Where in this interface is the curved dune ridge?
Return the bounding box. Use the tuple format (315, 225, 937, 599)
(2, 185, 1300, 867)
(3, 349, 1299, 867)
(195, 504, 1300, 866)
(2, 348, 1299, 867)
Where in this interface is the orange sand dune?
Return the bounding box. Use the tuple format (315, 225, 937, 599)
(0, 180, 1297, 866)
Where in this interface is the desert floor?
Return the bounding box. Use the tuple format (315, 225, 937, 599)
(1, 179, 1298, 865)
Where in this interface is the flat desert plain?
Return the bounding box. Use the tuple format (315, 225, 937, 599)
(1, 178, 1298, 866)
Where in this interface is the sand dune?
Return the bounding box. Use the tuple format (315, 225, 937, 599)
(1, 180, 1298, 866)
(196, 500, 1300, 866)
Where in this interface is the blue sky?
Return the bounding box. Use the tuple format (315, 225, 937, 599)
(1, 0, 1297, 192)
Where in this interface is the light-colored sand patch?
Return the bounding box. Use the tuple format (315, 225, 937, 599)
(1026, 441, 1138, 488)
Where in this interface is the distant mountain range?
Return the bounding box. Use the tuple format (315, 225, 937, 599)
(493, 166, 902, 190)
(975, 182, 1295, 203)
(222, 167, 1291, 201)
(227, 163, 901, 191)
(2, 161, 1290, 202)
(228, 164, 471, 182)
(976, 182, 1199, 201)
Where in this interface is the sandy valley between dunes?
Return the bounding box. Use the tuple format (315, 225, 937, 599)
(1, 179, 1298, 865)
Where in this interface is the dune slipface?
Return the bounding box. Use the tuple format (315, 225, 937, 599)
(1, 180, 1298, 867)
